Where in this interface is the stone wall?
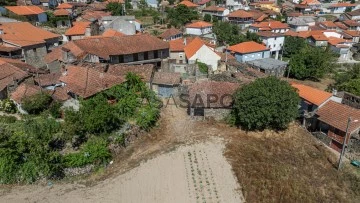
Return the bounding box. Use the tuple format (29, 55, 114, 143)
(24, 45, 47, 68)
(204, 108, 231, 121)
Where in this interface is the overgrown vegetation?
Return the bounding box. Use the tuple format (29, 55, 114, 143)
(197, 61, 208, 74)
(166, 4, 199, 28)
(230, 77, 300, 130)
(225, 124, 360, 202)
(285, 36, 337, 80)
(0, 99, 17, 114)
(213, 22, 261, 45)
(0, 73, 161, 184)
(329, 63, 360, 96)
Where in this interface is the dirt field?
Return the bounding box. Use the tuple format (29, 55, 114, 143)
(0, 104, 359, 203)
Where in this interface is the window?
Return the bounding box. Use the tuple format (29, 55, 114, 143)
(179, 53, 183, 58)
(33, 48, 37, 52)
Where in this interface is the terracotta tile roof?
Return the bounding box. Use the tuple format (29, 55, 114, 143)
(250, 21, 289, 30)
(63, 34, 169, 60)
(50, 86, 70, 102)
(284, 30, 299, 37)
(153, 72, 181, 85)
(184, 37, 205, 59)
(300, 0, 320, 5)
(247, 10, 268, 22)
(34, 73, 62, 86)
(291, 83, 332, 106)
(53, 9, 70, 16)
(0, 58, 40, 74)
(5, 6, 44, 15)
(56, 3, 73, 9)
(65, 21, 92, 36)
(185, 21, 212, 28)
(216, 51, 236, 62)
(228, 10, 253, 18)
(316, 101, 360, 133)
(159, 28, 182, 39)
(10, 83, 42, 104)
(106, 64, 154, 83)
(342, 20, 360, 27)
(257, 31, 284, 38)
(287, 12, 302, 17)
(169, 38, 186, 52)
(197, 0, 211, 5)
(0, 45, 21, 52)
(320, 21, 337, 28)
(0, 59, 29, 91)
(309, 25, 326, 31)
(188, 81, 240, 108)
(329, 3, 356, 8)
(80, 10, 111, 22)
(178, 0, 198, 8)
(310, 34, 328, 41)
(343, 30, 360, 37)
(60, 65, 124, 98)
(228, 41, 269, 54)
(44, 46, 63, 63)
(327, 37, 347, 46)
(102, 29, 126, 37)
(334, 22, 348, 30)
(0, 22, 60, 47)
(203, 5, 226, 12)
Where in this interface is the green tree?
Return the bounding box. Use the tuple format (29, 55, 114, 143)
(345, 7, 353, 12)
(283, 36, 307, 58)
(245, 31, 261, 43)
(106, 2, 124, 16)
(329, 64, 360, 96)
(212, 16, 218, 23)
(0, 0, 16, 6)
(288, 46, 336, 80)
(204, 14, 212, 22)
(22, 93, 53, 114)
(167, 4, 199, 28)
(231, 77, 300, 130)
(351, 0, 355, 4)
(338, 78, 360, 96)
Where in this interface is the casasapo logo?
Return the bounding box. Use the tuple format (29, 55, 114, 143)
(159, 93, 234, 108)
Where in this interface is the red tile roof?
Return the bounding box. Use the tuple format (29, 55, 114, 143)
(188, 81, 240, 108)
(60, 65, 124, 98)
(320, 21, 337, 28)
(316, 101, 360, 133)
(0, 22, 60, 47)
(228, 10, 253, 18)
(329, 3, 356, 8)
(159, 28, 182, 39)
(153, 72, 181, 85)
(228, 41, 269, 54)
(178, 0, 199, 8)
(256, 31, 284, 38)
(10, 84, 42, 104)
(327, 37, 348, 46)
(203, 5, 226, 12)
(62, 34, 169, 60)
(44, 46, 63, 63)
(342, 20, 360, 27)
(5, 6, 44, 15)
(291, 83, 332, 106)
(56, 3, 73, 9)
(53, 9, 70, 16)
(0, 59, 29, 91)
(185, 21, 213, 28)
(284, 30, 299, 37)
(50, 86, 70, 102)
(80, 10, 111, 22)
(250, 21, 289, 30)
(184, 37, 205, 59)
(334, 22, 348, 30)
(0, 58, 39, 73)
(65, 21, 92, 36)
(300, 0, 320, 5)
(197, 0, 211, 5)
(343, 30, 360, 37)
(169, 38, 188, 52)
(310, 34, 328, 41)
(106, 64, 154, 83)
(102, 29, 126, 37)
(34, 73, 62, 86)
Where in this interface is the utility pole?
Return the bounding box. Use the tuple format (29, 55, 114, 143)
(338, 117, 358, 170)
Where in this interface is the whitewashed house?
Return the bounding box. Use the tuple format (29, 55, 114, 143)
(257, 32, 284, 60)
(185, 21, 213, 36)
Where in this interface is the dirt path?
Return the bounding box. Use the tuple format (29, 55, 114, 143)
(0, 105, 244, 203)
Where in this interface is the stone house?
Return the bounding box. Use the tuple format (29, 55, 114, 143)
(246, 58, 287, 77)
(227, 41, 270, 63)
(0, 59, 29, 99)
(159, 28, 183, 41)
(53, 9, 72, 28)
(188, 81, 240, 120)
(0, 22, 60, 68)
(342, 30, 360, 43)
(152, 72, 181, 98)
(106, 64, 155, 88)
(65, 21, 99, 41)
(5, 6, 47, 24)
(249, 21, 290, 34)
(202, 6, 230, 22)
(60, 34, 169, 67)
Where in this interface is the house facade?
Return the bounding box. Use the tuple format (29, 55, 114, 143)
(227, 10, 255, 29)
(227, 41, 270, 62)
(257, 32, 284, 59)
(329, 3, 356, 14)
(202, 6, 230, 21)
(5, 6, 47, 24)
(185, 21, 213, 36)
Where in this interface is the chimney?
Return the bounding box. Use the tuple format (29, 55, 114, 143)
(0, 28, 3, 35)
(332, 89, 338, 96)
(184, 38, 187, 45)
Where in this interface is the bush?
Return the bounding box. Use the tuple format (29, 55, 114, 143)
(49, 101, 62, 118)
(63, 137, 111, 168)
(204, 14, 212, 22)
(0, 99, 17, 113)
(0, 115, 17, 123)
(22, 93, 52, 114)
(197, 61, 208, 74)
(136, 105, 160, 131)
(231, 77, 300, 130)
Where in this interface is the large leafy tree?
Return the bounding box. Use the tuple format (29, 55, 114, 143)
(167, 4, 198, 28)
(288, 46, 336, 80)
(213, 22, 260, 45)
(106, 2, 124, 16)
(283, 36, 307, 58)
(329, 64, 360, 96)
(231, 77, 300, 130)
(0, 0, 16, 6)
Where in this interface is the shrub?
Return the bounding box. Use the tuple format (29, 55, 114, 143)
(63, 137, 111, 168)
(197, 61, 208, 74)
(49, 101, 62, 118)
(136, 105, 160, 131)
(0, 115, 17, 124)
(22, 93, 52, 114)
(0, 99, 17, 113)
(204, 14, 212, 22)
(231, 77, 300, 130)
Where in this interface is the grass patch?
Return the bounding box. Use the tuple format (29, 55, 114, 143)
(225, 124, 360, 203)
